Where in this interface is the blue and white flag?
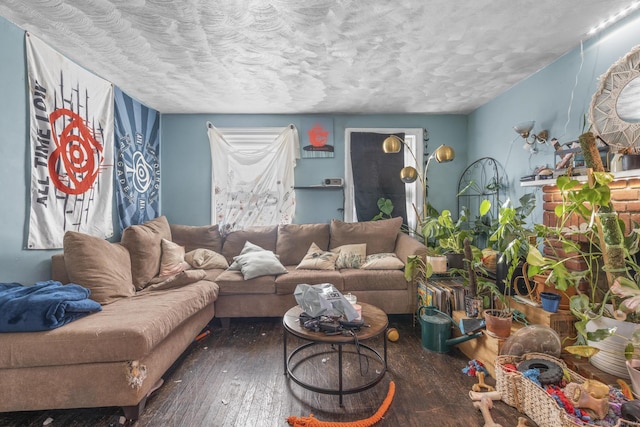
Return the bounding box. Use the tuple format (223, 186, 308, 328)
(114, 88, 160, 231)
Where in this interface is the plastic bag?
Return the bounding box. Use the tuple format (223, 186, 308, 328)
(294, 283, 359, 321)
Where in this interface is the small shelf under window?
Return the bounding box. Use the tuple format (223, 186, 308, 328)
(294, 185, 344, 190)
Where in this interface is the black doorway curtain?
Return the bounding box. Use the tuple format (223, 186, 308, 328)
(350, 132, 408, 225)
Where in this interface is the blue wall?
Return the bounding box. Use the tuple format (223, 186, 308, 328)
(160, 114, 467, 226)
(468, 11, 640, 225)
(1, 9, 639, 284)
(0, 17, 54, 284)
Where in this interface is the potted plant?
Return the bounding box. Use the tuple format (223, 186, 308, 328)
(486, 194, 536, 298)
(421, 206, 473, 271)
(467, 194, 535, 338)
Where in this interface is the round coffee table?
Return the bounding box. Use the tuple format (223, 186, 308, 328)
(282, 302, 388, 406)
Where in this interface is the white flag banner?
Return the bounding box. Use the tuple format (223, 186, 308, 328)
(26, 33, 114, 249)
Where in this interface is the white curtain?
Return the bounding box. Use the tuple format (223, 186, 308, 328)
(207, 122, 299, 234)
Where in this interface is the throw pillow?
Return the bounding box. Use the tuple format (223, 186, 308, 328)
(332, 243, 366, 269)
(159, 239, 190, 277)
(329, 217, 402, 255)
(227, 241, 268, 270)
(120, 216, 172, 290)
(233, 250, 288, 280)
(361, 253, 405, 270)
(296, 242, 338, 270)
(185, 248, 229, 269)
(63, 231, 136, 305)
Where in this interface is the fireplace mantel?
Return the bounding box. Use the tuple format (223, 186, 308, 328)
(521, 169, 640, 187)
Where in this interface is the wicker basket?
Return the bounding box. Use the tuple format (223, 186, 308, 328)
(495, 353, 640, 427)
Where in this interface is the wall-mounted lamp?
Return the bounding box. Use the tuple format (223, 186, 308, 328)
(382, 135, 455, 227)
(513, 120, 549, 154)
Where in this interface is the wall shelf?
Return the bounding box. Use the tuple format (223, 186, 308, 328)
(294, 185, 344, 190)
(521, 169, 640, 187)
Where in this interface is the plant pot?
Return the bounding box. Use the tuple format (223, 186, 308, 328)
(540, 292, 561, 313)
(426, 255, 447, 274)
(586, 316, 637, 379)
(622, 154, 640, 171)
(627, 359, 640, 398)
(484, 309, 513, 339)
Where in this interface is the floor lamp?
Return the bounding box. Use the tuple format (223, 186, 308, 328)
(382, 135, 455, 230)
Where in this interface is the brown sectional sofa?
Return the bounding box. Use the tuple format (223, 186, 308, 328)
(0, 216, 426, 419)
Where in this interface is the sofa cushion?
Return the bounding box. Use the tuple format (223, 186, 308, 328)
(296, 243, 338, 270)
(185, 248, 229, 269)
(329, 217, 402, 255)
(275, 267, 344, 295)
(63, 231, 136, 305)
(361, 253, 405, 270)
(222, 225, 278, 263)
(341, 269, 408, 292)
(0, 280, 218, 368)
(159, 239, 189, 277)
(121, 216, 172, 290)
(213, 270, 276, 295)
(276, 223, 330, 265)
(170, 224, 223, 253)
(233, 250, 288, 280)
(332, 243, 367, 269)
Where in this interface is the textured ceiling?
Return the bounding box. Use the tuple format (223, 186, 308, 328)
(0, 0, 634, 114)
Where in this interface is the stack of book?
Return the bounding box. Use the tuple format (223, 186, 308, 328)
(417, 277, 466, 316)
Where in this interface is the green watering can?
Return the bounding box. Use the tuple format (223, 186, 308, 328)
(418, 305, 483, 353)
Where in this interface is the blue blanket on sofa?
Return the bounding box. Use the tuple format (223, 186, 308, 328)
(0, 280, 102, 332)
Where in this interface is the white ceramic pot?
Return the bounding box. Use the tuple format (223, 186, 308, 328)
(586, 316, 636, 379)
(627, 359, 640, 397)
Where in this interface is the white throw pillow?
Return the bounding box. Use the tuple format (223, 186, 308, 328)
(227, 241, 268, 270)
(233, 250, 288, 280)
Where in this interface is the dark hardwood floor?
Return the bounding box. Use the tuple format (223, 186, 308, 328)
(0, 315, 532, 427)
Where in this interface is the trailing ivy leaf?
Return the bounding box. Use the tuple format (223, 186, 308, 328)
(570, 294, 594, 322)
(586, 327, 617, 342)
(526, 246, 546, 266)
(565, 345, 600, 357)
(624, 342, 635, 360)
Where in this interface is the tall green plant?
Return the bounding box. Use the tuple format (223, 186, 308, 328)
(528, 172, 640, 354)
(421, 207, 472, 254)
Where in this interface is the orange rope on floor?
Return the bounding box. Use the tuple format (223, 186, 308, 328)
(286, 381, 395, 427)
